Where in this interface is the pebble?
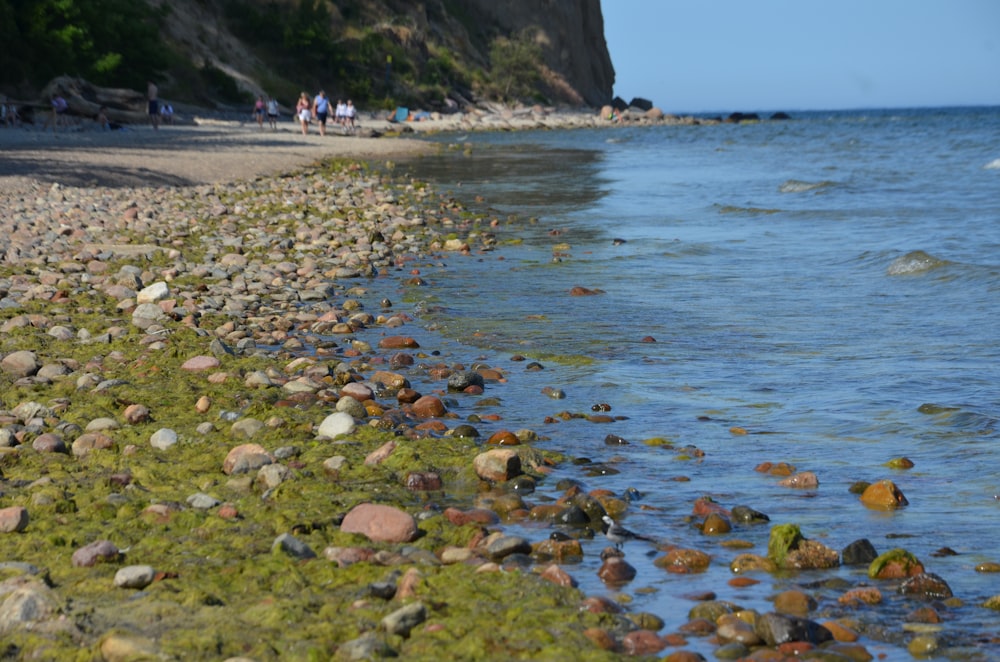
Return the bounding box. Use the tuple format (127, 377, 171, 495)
(316, 412, 356, 439)
(114, 565, 156, 589)
(71, 540, 120, 567)
(149, 428, 178, 450)
(0, 506, 29, 533)
(340, 503, 418, 543)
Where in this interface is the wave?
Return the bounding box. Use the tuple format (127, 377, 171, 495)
(984, 158, 1000, 170)
(779, 179, 837, 193)
(886, 250, 950, 275)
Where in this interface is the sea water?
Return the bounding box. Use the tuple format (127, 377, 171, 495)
(397, 107, 1000, 659)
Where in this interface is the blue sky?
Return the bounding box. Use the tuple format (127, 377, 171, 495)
(602, 0, 1000, 113)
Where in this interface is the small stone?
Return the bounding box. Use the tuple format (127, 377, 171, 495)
(72, 540, 120, 567)
(0, 506, 29, 533)
(485, 535, 532, 561)
(411, 395, 446, 418)
(1, 351, 40, 378)
(223, 443, 274, 475)
(114, 565, 156, 589)
(598, 556, 637, 585)
(181, 355, 222, 371)
(150, 428, 178, 450)
(341, 503, 418, 543)
(273, 533, 316, 559)
(860, 479, 908, 509)
(136, 281, 169, 304)
(32, 433, 67, 454)
(123, 404, 151, 424)
(186, 493, 221, 509)
(621, 630, 667, 655)
(473, 449, 522, 482)
(317, 412, 356, 439)
(381, 601, 426, 637)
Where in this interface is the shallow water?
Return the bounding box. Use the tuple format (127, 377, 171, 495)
(398, 107, 1000, 659)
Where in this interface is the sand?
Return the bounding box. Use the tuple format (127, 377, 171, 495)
(0, 119, 437, 192)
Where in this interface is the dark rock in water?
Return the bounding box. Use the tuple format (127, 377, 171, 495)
(450, 424, 480, 438)
(899, 572, 953, 600)
(604, 433, 628, 445)
(730, 505, 770, 524)
(754, 612, 833, 646)
(842, 538, 879, 565)
(770, 111, 791, 120)
(556, 505, 591, 526)
(629, 97, 653, 111)
(727, 112, 760, 123)
(486, 535, 531, 561)
(447, 370, 484, 391)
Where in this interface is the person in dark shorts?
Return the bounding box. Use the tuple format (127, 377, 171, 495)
(147, 81, 160, 130)
(312, 90, 330, 136)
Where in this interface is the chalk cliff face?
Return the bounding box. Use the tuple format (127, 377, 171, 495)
(451, 0, 615, 106)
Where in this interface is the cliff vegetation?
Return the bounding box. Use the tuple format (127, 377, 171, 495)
(0, 0, 614, 111)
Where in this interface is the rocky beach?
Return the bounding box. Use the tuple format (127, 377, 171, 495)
(1, 112, 997, 662)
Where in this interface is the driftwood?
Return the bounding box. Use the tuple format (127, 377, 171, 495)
(38, 76, 149, 124)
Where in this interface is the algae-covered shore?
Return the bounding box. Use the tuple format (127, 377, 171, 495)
(0, 125, 654, 660)
(3, 121, 998, 662)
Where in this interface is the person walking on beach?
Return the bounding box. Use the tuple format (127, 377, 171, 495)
(46, 93, 68, 132)
(296, 92, 311, 135)
(266, 96, 279, 130)
(147, 81, 160, 130)
(312, 90, 330, 136)
(253, 95, 265, 129)
(345, 99, 357, 133)
(335, 99, 347, 131)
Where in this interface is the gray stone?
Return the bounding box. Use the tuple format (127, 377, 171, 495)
(272, 533, 316, 560)
(150, 428, 178, 450)
(186, 493, 221, 509)
(381, 601, 426, 637)
(114, 565, 156, 589)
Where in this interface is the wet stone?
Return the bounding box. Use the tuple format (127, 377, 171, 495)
(842, 538, 878, 566)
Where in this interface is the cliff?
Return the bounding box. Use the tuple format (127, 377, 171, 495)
(153, 0, 615, 110)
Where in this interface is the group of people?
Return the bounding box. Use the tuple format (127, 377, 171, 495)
(2, 98, 21, 127)
(291, 91, 357, 136)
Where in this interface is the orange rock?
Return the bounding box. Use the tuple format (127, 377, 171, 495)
(860, 479, 908, 509)
(728, 576, 760, 588)
(486, 430, 519, 446)
(838, 587, 883, 606)
(821, 620, 859, 642)
(582, 627, 617, 651)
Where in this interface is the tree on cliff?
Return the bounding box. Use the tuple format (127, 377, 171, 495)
(0, 0, 168, 94)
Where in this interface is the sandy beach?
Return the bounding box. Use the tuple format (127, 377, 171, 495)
(0, 119, 437, 191)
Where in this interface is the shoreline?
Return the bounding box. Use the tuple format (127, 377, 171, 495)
(0, 103, 706, 192)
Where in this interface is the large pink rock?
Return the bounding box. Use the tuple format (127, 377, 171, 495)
(340, 503, 418, 543)
(473, 449, 522, 482)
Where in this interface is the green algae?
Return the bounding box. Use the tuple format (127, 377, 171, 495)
(0, 162, 626, 660)
(767, 523, 804, 568)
